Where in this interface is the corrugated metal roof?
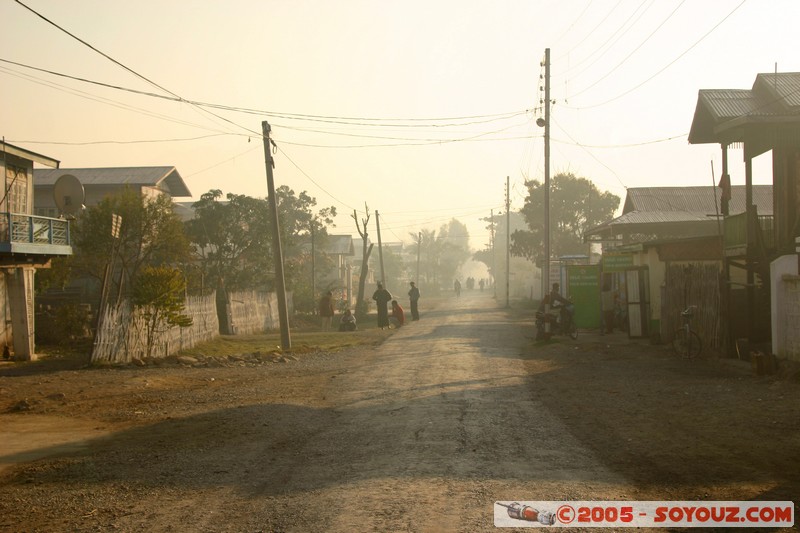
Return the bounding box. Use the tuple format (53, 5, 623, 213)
(34, 166, 191, 197)
(624, 185, 772, 215)
(755, 72, 800, 108)
(690, 72, 800, 144)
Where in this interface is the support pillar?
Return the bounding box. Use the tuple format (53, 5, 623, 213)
(7, 266, 35, 360)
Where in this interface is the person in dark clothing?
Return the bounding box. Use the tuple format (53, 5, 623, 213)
(408, 281, 420, 321)
(372, 282, 392, 329)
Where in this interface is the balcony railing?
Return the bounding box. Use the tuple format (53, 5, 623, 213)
(0, 212, 71, 247)
(723, 210, 774, 256)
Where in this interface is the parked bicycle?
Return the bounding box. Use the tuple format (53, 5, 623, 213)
(672, 305, 702, 358)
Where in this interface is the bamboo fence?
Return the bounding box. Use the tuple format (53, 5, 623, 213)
(660, 262, 723, 352)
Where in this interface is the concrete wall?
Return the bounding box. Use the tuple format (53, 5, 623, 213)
(771, 254, 800, 362)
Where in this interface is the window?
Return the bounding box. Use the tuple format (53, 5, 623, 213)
(4, 163, 29, 214)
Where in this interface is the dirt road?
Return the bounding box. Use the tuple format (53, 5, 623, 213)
(1, 292, 798, 532)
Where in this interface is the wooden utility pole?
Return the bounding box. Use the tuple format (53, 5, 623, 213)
(261, 121, 291, 350)
(376, 210, 386, 286)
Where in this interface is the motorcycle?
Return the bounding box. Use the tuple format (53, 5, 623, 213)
(535, 303, 578, 340)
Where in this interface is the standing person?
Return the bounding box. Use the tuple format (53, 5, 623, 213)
(372, 282, 392, 329)
(319, 291, 335, 331)
(479, 279, 485, 292)
(601, 282, 616, 335)
(389, 300, 405, 329)
(408, 281, 420, 321)
(454, 279, 461, 297)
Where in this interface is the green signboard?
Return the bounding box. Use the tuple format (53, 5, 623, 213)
(602, 253, 634, 272)
(566, 264, 600, 329)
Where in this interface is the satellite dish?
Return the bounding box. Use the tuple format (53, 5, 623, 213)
(53, 174, 85, 217)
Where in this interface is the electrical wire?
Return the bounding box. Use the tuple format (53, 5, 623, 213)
(567, 0, 686, 99)
(570, 0, 747, 109)
(13, 0, 260, 138)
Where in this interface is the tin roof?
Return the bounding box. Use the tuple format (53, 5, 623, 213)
(34, 166, 191, 197)
(623, 185, 772, 216)
(585, 185, 773, 240)
(689, 72, 800, 144)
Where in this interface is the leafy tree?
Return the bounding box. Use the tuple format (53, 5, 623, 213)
(131, 266, 192, 359)
(511, 172, 620, 262)
(184, 190, 272, 292)
(69, 188, 190, 302)
(413, 219, 471, 291)
(184, 187, 336, 295)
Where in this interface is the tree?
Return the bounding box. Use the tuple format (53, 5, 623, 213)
(70, 188, 190, 302)
(130, 265, 192, 359)
(414, 219, 471, 290)
(511, 172, 620, 262)
(184, 187, 337, 294)
(352, 204, 374, 319)
(185, 190, 272, 293)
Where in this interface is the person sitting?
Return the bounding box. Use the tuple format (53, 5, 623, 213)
(389, 300, 405, 329)
(338, 309, 357, 331)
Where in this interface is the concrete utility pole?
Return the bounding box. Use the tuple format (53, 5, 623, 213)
(376, 210, 386, 286)
(261, 121, 291, 350)
(542, 48, 552, 329)
(506, 176, 510, 308)
(491, 209, 496, 299)
(416, 231, 421, 283)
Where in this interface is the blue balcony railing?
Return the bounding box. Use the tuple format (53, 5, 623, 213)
(0, 212, 71, 247)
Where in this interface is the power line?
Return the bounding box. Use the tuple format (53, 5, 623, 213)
(557, 0, 654, 81)
(569, 0, 747, 109)
(567, 0, 686, 99)
(0, 57, 529, 128)
(13, 0, 260, 138)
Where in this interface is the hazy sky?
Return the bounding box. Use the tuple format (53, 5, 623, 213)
(2, 0, 796, 250)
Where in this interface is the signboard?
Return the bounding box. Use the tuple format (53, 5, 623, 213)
(566, 264, 600, 329)
(602, 253, 634, 272)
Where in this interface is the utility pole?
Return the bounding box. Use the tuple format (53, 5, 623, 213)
(376, 210, 386, 286)
(542, 48, 552, 329)
(261, 121, 291, 350)
(311, 223, 316, 312)
(415, 231, 421, 283)
(505, 176, 511, 308)
(491, 209, 496, 299)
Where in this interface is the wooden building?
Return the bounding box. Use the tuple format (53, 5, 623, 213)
(689, 72, 800, 355)
(0, 143, 72, 360)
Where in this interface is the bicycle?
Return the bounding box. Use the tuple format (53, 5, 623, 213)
(672, 305, 702, 358)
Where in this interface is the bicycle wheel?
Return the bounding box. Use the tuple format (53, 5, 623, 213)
(672, 329, 702, 358)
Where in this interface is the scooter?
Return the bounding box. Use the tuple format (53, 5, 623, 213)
(535, 303, 578, 340)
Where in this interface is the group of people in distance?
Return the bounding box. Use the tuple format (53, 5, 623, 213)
(317, 281, 421, 332)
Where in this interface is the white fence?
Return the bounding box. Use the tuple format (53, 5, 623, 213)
(91, 294, 219, 364)
(90, 290, 289, 364)
(228, 290, 288, 335)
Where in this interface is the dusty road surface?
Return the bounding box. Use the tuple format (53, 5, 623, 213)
(1, 292, 799, 532)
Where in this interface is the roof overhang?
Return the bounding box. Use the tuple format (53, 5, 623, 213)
(1, 142, 60, 168)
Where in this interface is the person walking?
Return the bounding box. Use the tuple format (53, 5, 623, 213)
(408, 281, 420, 321)
(454, 279, 461, 297)
(319, 291, 335, 331)
(372, 282, 392, 329)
